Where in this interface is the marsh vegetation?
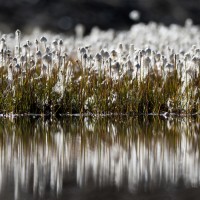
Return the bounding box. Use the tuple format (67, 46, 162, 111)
(0, 21, 200, 115)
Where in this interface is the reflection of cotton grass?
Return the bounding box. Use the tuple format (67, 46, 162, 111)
(1, 117, 200, 198)
(1, 21, 200, 115)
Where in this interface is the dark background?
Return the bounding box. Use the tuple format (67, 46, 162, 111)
(0, 0, 200, 33)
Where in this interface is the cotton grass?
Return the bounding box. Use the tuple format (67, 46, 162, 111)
(0, 21, 200, 115)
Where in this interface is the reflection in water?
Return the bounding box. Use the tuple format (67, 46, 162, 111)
(0, 116, 200, 199)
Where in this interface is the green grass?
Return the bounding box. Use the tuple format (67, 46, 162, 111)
(0, 57, 200, 115)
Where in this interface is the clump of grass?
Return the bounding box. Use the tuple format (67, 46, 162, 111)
(0, 22, 200, 115)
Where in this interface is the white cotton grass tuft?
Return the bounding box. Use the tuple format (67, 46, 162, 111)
(0, 19, 200, 114)
(129, 10, 140, 21)
(75, 24, 85, 39)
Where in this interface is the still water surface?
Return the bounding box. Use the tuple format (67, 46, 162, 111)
(0, 116, 200, 200)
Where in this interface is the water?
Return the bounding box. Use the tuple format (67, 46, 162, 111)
(0, 116, 200, 200)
